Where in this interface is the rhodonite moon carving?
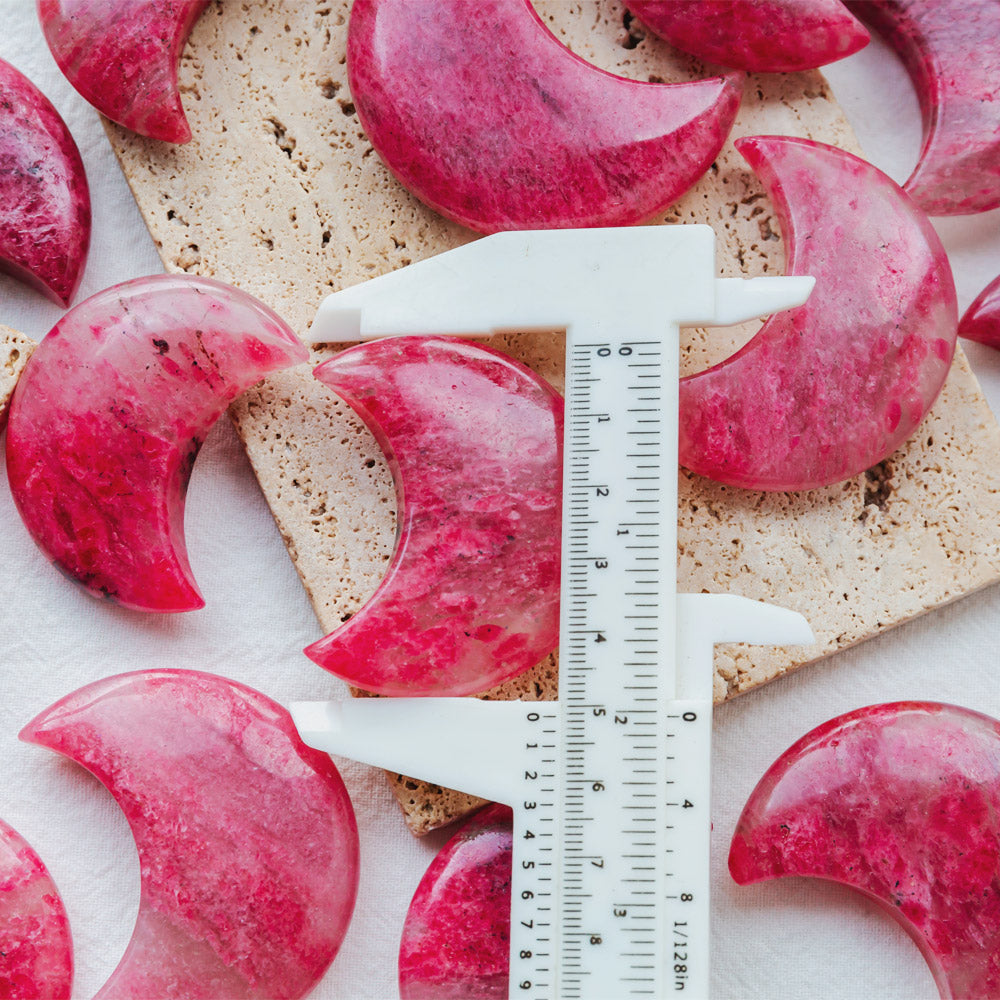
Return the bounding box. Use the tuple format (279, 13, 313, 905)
(399, 804, 513, 999)
(625, 0, 869, 72)
(679, 135, 957, 492)
(346, 0, 741, 232)
(22, 669, 359, 1000)
(0, 818, 73, 1000)
(730, 702, 1000, 999)
(847, 0, 1000, 215)
(6, 275, 308, 612)
(38, 0, 209, 143)
(307, 336, 562, 696)
(0, 57, 90, 305)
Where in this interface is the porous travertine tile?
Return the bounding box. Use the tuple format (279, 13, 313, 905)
(0, 326, 34, 425)
(105, 0, 1000, 834)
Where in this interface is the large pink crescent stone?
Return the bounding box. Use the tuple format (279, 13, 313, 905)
(37, 0, 209, 144)
(307, 336, 562, 696)
(399, 804, 513, 999)
(0, 57, 90, 305)
(625, 0, 869, 72)
(0, 819, 73, 1000)
(22, 669, 359, 1000)
(6, 275, 308, 612)
(679, 135, 957, 492)
(346, 0, 741, 233)
(847, 0, 1000, 215)
(730, 702, 1000, 999)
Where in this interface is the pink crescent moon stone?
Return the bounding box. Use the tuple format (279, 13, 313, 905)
(730, 702, 1000, 999)
(679, 135, 957, 492)
(399, 804, 513, 999)
(625, 0, 869, 72)
(37, 0, 209, 144)
(6, 275, 308, 613)
(307, 336, 562, 697)
(346, 0, 741, 233)
(958, 273, 1000, 351)
(21, 669, 359, 1000)
(0, 57, 90, 305)
(0, 819, 73, 1000)
(847, 0, 1000, 215)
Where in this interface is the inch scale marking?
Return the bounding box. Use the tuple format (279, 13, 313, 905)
(290, 227, 816, 999)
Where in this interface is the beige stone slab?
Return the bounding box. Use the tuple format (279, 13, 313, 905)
(105, 0, 1000, 834)
(0, 326, 34, 426)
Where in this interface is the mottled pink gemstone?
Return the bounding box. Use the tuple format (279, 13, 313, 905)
(399, 804, 512, 1000)
(0, 58, 90, 306)
(730, 702, 1000, 1000)
(37, 0, 209, 144)
(847, 0, 1000, 215)
(346, 0, 741, 233)
(679, 135, 957, 492)
(959, 274, 1000, 350)
(21, 669, 359, 1000)
(5, 275, 308, 613)
(626, 0, 869, 72)
(0, 819, 73, 1000)
(307, 336, 562, 696)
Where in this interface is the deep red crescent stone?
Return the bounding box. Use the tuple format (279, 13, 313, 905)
(625, 0, 869, 72)
(959, 274, 1000, 351)
(308, 336, 562, 697)
(0, 819, 73, 1000)
(730, 702, 1000, 1000)
(847, 0, 1000, 216)
(37, 0, 209, 144)
(22, 669, 359, 1000)
(346, 0, 741, 233)
(0, 58, 90, 305)
(399, 804, 513, 999)
(679, 135, 957, 492)
(6, 275, 308, 613)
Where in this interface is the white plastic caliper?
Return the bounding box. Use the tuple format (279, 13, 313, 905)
(290, 226, 816, 1000)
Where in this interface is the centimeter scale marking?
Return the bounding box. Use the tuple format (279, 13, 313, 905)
(289, 227, 816, 1000)
(511, 335, 708, 999)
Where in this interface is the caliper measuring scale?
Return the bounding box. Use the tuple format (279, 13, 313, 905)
(291, 226, 816, 1000)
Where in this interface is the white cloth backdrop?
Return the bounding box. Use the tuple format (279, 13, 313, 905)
(1, 3, 999, 997)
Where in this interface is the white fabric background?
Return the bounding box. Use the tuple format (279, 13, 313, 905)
(1, 3, 998, 997)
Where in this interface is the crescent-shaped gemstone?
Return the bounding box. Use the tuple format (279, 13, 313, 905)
(307, 336, 562, 697)
(958, 273, 1000, 351)
(21, 669, 359, 1000)
(624, 0, 869, 72)
(37, 0, 209, 144)
(346, 0, 742, 233)
(846, 0, 1000, 215)
(678, 135, 957, 492)
(0, 57, 90, 305)
(0, 818, 73, 1000)
(399, 803, 513, 1000)
(729, 701, 1000, 999)
(5, 275, 308, 613)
